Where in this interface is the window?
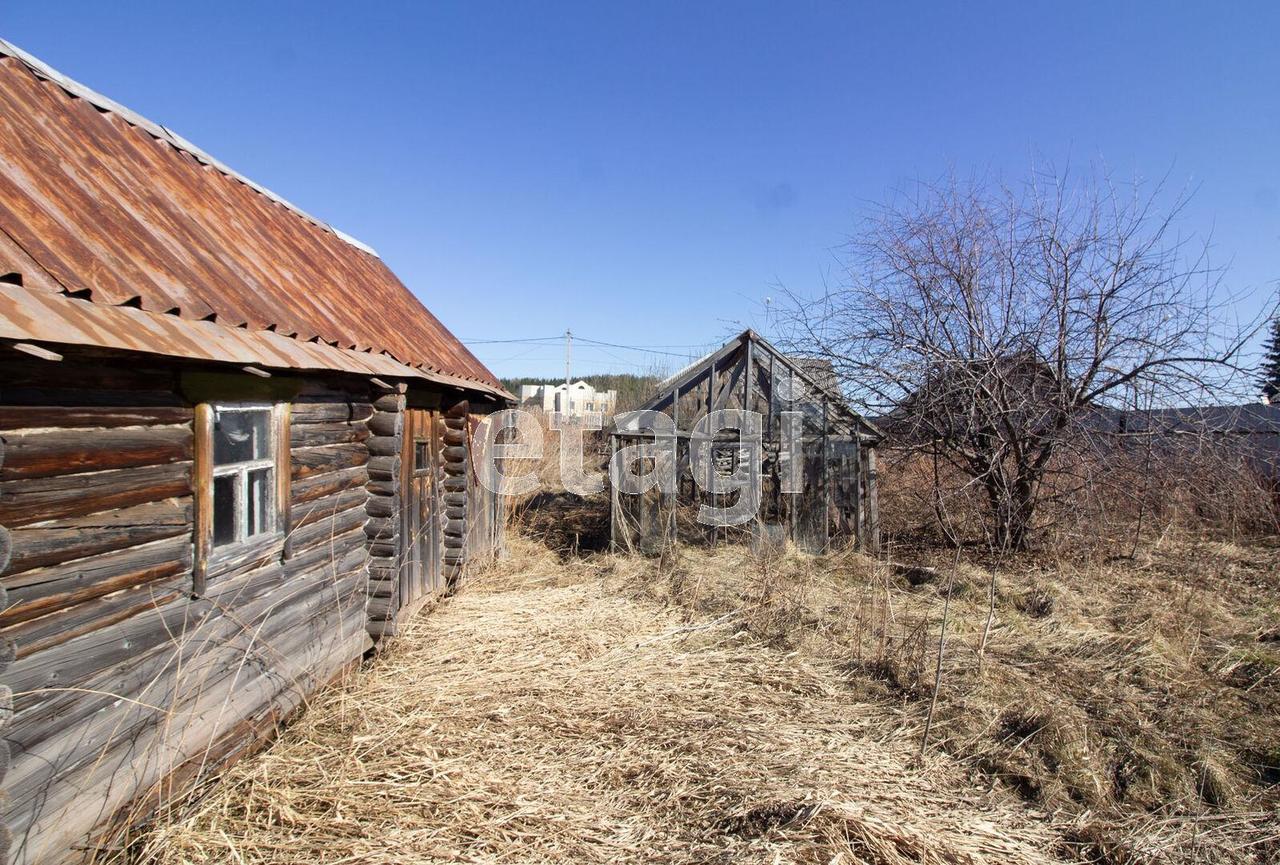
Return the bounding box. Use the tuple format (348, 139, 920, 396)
(210, 404, 277, 548)
(191, 394, 291, 594)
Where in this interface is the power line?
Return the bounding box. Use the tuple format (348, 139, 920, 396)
(464, 333, 712, 359)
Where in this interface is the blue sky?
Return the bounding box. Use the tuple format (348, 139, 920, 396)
(5, 2, 1278, 379)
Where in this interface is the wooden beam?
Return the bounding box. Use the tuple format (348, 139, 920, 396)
(634, 333, 749, 413)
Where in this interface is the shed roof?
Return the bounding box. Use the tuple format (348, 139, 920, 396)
(0, 39, 507, 398)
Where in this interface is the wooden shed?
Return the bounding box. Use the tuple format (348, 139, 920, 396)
(609, 330, 881, 554)
(0, 40, 511, 864)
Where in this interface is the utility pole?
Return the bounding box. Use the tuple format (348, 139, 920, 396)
(564, 328, 572, 387)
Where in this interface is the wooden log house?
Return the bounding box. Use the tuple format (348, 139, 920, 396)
(610, 330, 881, 554)
(0, 40, 511, 864)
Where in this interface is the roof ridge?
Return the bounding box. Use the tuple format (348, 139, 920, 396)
(0, 36, 380, 259)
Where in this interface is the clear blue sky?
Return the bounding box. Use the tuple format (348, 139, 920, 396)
(5, 2, 1278, 379)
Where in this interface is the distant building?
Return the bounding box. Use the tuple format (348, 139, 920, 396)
(520, 380, 618, 416)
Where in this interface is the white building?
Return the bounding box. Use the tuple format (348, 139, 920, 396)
(519, 380, 618, 417)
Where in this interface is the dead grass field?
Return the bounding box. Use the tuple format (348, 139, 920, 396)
(123, 536, 1060, 865)
(627, 535, 1280, 865)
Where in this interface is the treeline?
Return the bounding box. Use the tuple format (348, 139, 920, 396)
(501, 374, 661, 411)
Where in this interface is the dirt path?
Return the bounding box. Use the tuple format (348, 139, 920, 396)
(140, 570, 1061, 864)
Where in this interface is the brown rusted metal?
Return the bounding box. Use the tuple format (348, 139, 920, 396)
(0, 44, 506, 397)
(0, 283, 511, 400)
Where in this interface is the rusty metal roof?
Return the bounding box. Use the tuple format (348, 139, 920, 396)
(0, 39, 507, 397)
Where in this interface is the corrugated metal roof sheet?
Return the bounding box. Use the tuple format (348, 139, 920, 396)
(0, 39, 506, 396)
(0, 283, 512, 400)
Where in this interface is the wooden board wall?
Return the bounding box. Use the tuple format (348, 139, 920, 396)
(0, 351, 374, 865)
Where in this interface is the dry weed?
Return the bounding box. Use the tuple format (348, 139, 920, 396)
(118, 536, 1056, 865)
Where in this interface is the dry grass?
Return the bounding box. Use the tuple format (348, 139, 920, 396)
(120, 536, 1059, 865)
(625, 536, 1280, 865)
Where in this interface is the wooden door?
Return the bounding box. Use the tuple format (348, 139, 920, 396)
(400, 408, 442, 608)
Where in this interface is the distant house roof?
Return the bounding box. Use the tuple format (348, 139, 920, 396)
(0, 39, 507, 399)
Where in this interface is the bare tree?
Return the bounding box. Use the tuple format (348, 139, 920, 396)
(779, 167, 1262, 550)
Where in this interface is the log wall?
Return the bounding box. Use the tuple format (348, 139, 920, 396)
(0, 353, 375, 865)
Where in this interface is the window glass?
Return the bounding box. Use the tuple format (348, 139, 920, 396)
(414, 440, 429, 470)
(208, 404, 278, 551)
(214, 408, 270, 463)
(213, 473, 237, 546)
(247, 467, 273, 537)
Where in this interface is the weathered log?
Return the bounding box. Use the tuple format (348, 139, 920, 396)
(365, 595, 398, 621)
(364, 495, 396, 520)
(442, 427, 467, 446)
(290, 401, 373, 425)
(442, 475, 467, 492)
(291, 465, 369, 507)
(372, 393, 405, 413)
(365, 435, 400, 457)
(7, 586, 181, 660)
(7, 577, 367, 844)
(366, 564, 397, 584)
(368, 541, 396, 559)
(366, 455, 400, 481)
(363, 517, 395, 540)
(0, 525, 9, 576)
(3, 498, 191, 576)
(0, 536, 193, 627)
(367, 411, 402, 437)
(10, 556, 361, 733)
(442, 460, 467, 476)
(288, 498, 369, 548)
(290, 422, 370, 448)
(0, 462, 192, 528)
(0, 405, 193, 430)
(365, 478, 395, 497)
(0, 426, 192, 481)
(291, 443, 367, 480)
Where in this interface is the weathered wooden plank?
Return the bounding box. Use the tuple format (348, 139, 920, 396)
(4, 497, 191, 576)
(290, 422, 370, 448)
(291, 443, 367, 479)
(0, 462, 191, 528)
(0, 536, 192, 626)
(0, 405, 193, 430)
(0, 426, 192, 480)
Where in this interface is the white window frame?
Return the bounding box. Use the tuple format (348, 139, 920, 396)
(210, 402, 278, 549)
